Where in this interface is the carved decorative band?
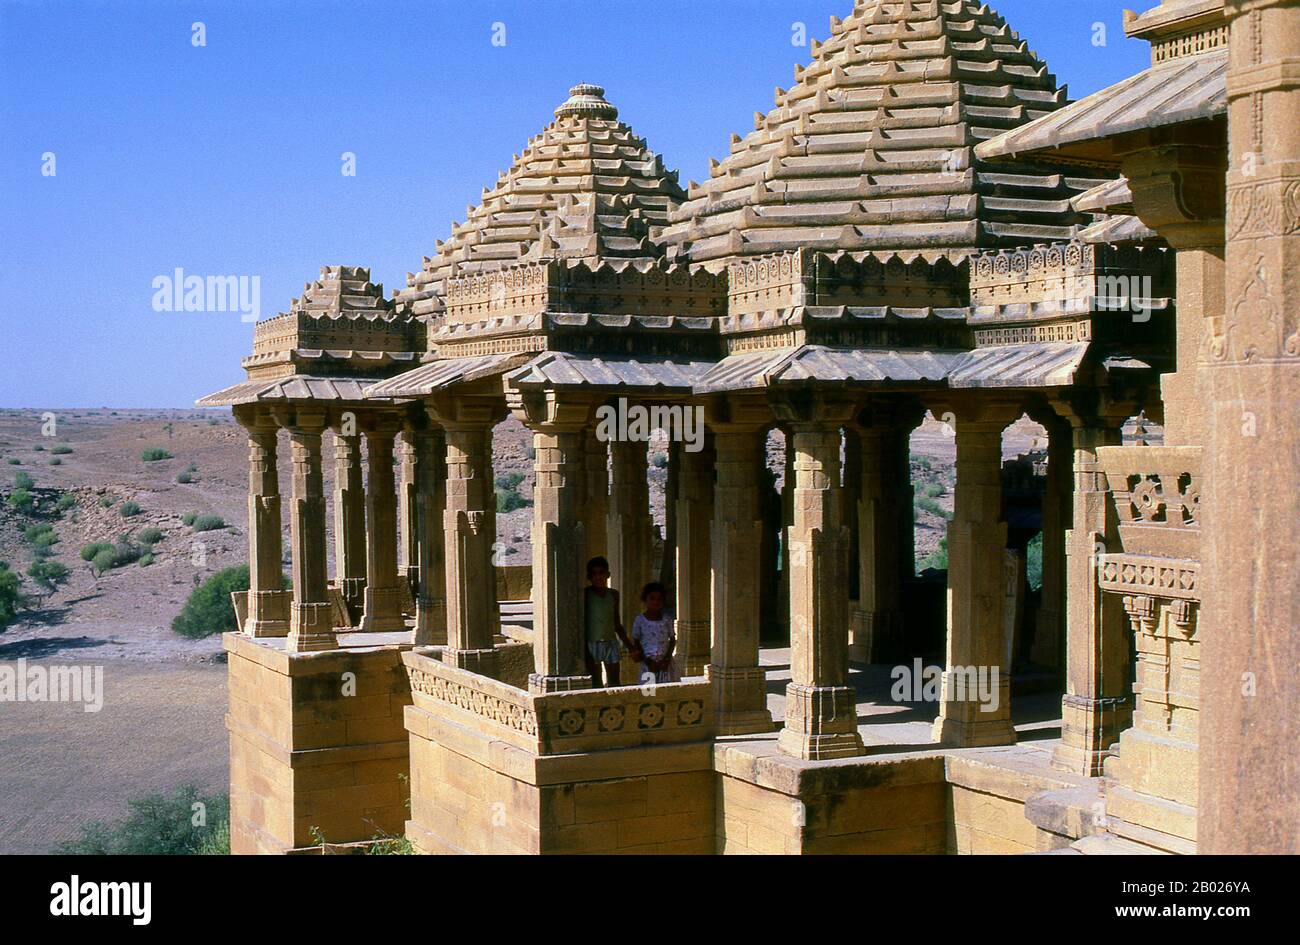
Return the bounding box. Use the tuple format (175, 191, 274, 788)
(1098, 553, 1199, 602)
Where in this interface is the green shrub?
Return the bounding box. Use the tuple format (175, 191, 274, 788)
(0, 563, 23, 626)
(495, 472, 530, 514)
(100, 496, 113, 508)
(119, 500, 141, 518)
(33, 443, 44, 452)
(914, 496, 948, 519)
(191, 514, 225, 532)
(50, 444, 73, 455)
(55, 494, 76, 512)
(27, 560, 69, 594)
(923, 482, 945, 498)
(7, 489, 34, 512)
(24, 524, 56, 545)
(48, 457, 62, 465)
(90, 548, 118, 575)
(176, 470, 193, 483)
(137, 527, 164, 546)
(171, 565, 249, 639)
(181, 511, 197, 526)
(14, 471, 34, 489)
(918, 537, 949, 573)
(80, 541, 113, 562)
(55, 785, 230, 855)
(140, 448, 173, 462)
(1026, 532, 1043, 592)
(139, 553, 154, 567)
(6, 458, 20, 465)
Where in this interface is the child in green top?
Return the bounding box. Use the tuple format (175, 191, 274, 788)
(584, 556, 633, 687)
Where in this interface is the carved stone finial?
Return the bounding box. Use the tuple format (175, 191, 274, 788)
(554, 83, 618, 120)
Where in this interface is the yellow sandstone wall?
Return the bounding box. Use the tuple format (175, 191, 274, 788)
(225, 633, 413, 853)
(404, 698, 715, 855)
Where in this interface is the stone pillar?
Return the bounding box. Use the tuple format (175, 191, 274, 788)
(850, 421, 905, 664)
(359, 418, 406, 633)
(332, 429, 367, 624)
(581, 429, 609, 564)
(757, 457, 781, 642)
(1050, 408, 1129, 774)
(778, 437, 795, 641)
(932, 407, 1016, 748)
(660, 439, 679, 598)
(674, 433, 713, 676)
(1200, 0, 1300, 854)
(607, 438, 653, 635)
(708, 400, 774, 735)
(895, 423, 917, 581)
(843, 429, 862, 605)
(512, 392, 592, 692)
(410, 426, 447, 646)
(285, 413, 334, 653)
(399, 434, 419, 590)
(241, 414, 286, 637)
(432, 398, 501, 677)
(1031, 418, 1071, 672)
(777, 398, 862, 760)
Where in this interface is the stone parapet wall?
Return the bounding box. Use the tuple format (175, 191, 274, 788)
(225, 633, 413, 853)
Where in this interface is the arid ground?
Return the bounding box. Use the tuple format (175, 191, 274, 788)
(0, 406, 1043, 853)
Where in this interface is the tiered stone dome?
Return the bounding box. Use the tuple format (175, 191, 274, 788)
(397, 84, 686, 320)
(656, 0, 1099, 266)
(243, 266, 418, 380)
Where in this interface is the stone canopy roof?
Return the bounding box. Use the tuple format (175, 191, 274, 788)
(241, 266, 419, 381)
(395, 84, 686, 321)
(655, 0, 1100, 267)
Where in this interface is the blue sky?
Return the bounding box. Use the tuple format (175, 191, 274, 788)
(0, 0, 1150, 408)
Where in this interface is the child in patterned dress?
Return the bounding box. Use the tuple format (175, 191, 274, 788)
(630, 582, 680, 684)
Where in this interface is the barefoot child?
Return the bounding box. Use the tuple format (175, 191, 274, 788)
(584, 557, 631, 687)
(630, 581, 680, 684)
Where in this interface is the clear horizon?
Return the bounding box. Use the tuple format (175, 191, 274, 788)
(1, 0, 1149, 409)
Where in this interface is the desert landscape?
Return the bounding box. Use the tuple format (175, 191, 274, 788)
(0, 405, 1044, 853)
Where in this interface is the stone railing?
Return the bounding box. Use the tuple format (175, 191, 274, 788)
(1098, 444, 1201, 563)
(1093, 445, 1201, 837)
(403, 649, 713, 756)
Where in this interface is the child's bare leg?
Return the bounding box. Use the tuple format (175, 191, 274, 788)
(605, 661, 620, 686)
(584, 652, 603, 687)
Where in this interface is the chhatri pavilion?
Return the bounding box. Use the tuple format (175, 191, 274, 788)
(199, 0, 1298, 854)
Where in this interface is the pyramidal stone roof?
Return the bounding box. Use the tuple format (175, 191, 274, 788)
(396, 84, 686, 319)
(288, 265, 395, 318)
(656, 0, 1099, 267)
(242, 266, 418, 381)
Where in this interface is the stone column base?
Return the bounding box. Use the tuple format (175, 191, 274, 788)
(444, 646, 499, 679)
(708, 664, 773, 735)
(1051, 694, 1131, 776)
(779, 683, 864, 759)
(360, 584, 407, 632)
(412, 598, 447, 646)
(245, 590, 290, 638)
(931, 672, 1015, 747)
(528, 672, 594, 693)
(337, 578, 367, 624)
(288, 603, 336, 652)
(848, 609, 901, 664)
(677, 619, 710, 676)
